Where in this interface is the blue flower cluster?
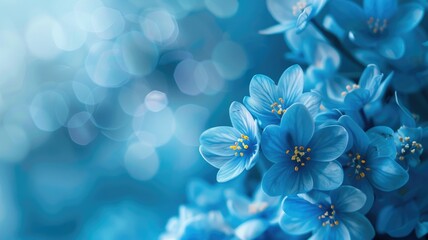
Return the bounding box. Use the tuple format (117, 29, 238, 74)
(163, 0, 428, 239)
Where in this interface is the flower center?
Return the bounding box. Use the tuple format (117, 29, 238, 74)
(292, 0, 307, 16)
(270, 98, 287, 116)
(346, 152, 370, 180)
(397, 135, 423, 161)
(318, 204, 339, 227)
(248, 202, 269, 214)
(367, 17, 388, 34)
(230, 134, 250, 157)
(286, 146, 311, 171)
(341, 84, 360, 96)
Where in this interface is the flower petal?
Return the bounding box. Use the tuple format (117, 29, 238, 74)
(340, 212, 375, 240)
(280, 214, 319, 235)
(235, 219, 270, 240)
(339, 115, 369, 154)
(344, 88, 371, 110)
(309, 161, 344, 191)
(280, 103, 315, 147)
(282, 195, 323, 219)
(367, 157, 409, 191)
(278, 64, 304, 107)
(200, 126, 240, 156)
(376, 202, 419, 238)
(262, 162, 313, 196)
(309, 223, 351, 240)
(308, 125, 348, 162)
(261, 125, 290, 163)
(331, 0, 366, 31)
(377, 37, 405, 60)
(229, 101, 258, 137)
(217, 156, 246, 182)
(200, 146, 233, 169)
(298, 91, 322, 117)
(330, 186, 366, 213)
(389, 3, 424, 34)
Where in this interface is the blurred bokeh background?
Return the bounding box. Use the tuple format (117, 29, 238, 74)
(0, 0, 293, 239)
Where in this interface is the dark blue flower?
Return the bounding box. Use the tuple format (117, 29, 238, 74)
(200, 102, 260, 182)
(331, 0, 425, 59)
(338, 115, 409, 213)
(280, 186, 375, 239)
(261, 0, 328, 34)
(261, 103, 347, 196)
(244, 64, 321, 128)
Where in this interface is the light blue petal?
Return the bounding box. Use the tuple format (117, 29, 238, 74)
(261, 125, 290, 163)
(340, 212, 375, 240)
(235, 219, 270, 240)
(298, 91, 322, 117)
(244, 96, 278, 128)
(416, 221, 428, 238)
(280, 103, 314, 147)
(367, 157, 409, 191)
(280, 214, 318, 235)
(229, 101, 258, 137)
(358, 64, 381, 95)
(245, 74, 280, 127)
(259, 23, 295, 35)
(377, 37, 405, 59)
(371, 72, 392, 102)
(262, 162, 313, 196)
(200, 126, 240, 156)
(330, 186, 366, 213)
(309, 161, 344, 191)
(308, 125, 348, 162)
(389, 3, 424, 34)
(200, 146, 233, 169)
(217, 157, 246, 182)
(278, 64, 304, 107)
(282, 196, 323, 219)
(226, 193, 252, 219)
(296, 7, 311, 32)
(338, 115, 369, 154)
(266, 0, 297, 23)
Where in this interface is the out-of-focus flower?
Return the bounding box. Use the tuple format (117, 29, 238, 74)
(244, 64, 321, 128)
(280, 186, 375, 239)
(199, 102, 260, 182)
(261, 0, 328, 34)
(160, 206, 233, 240)
(261, 104, 347, 196)
(331, 0, 425, 59)
(226, 186, 281, 239)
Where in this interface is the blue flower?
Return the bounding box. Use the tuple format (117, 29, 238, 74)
(226, 187, 281, 239)
(261, 103, 347, 196)
(280, 186, 375, 239)
(394, 93, 425, 168)
(261, 0, 328, 34)
(161, 206, 233, 240)
(331, 0, 425, 59)
(338, 115, 409, 213)
(323, 64, 392, 110)
(199, 102, 260, 182)
(244, 64, 321, 128)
